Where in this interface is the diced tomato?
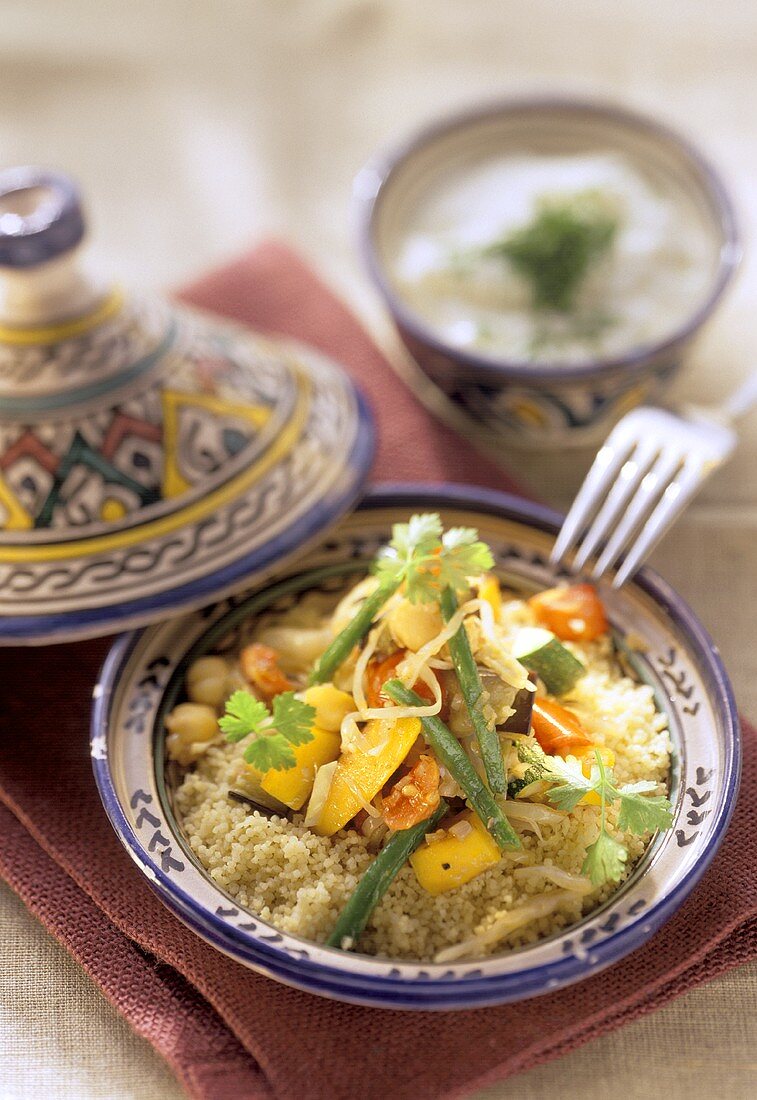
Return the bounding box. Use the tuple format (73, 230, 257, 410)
(382, 754, 441, 831)
(531, 698, 595, 758)
(240, 643, 294, 700)
(366, 651, 404, 708)
(365, 649, 445, 714)
(529, 583, 608, 642)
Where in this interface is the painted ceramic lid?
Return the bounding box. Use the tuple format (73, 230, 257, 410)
(0, 168, 374, 644)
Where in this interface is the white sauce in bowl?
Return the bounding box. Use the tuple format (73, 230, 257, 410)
(391, 154, 714, 365)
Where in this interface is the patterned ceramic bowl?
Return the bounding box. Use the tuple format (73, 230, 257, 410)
(91, 485, 740, 1009)
(356, 99, 740, 448)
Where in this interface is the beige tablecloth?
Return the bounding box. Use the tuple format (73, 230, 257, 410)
(1, 1, 756, 1096)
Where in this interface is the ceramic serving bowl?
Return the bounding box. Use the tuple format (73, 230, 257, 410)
(91, 485, 740, 1009)
(357, 99, 740, 449)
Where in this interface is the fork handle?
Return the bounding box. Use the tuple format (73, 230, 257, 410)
(719, 369, 757, 423)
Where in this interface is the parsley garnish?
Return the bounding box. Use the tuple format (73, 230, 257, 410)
(310, 514, 494, 684)
(373, 514, 494, 604)
(517, 742, 673, 887)
(486, 191, 618, 313)
(583, 826, 628, 886)
(219, 689, 315, 772)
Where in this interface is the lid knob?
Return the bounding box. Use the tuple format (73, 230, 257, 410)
(0, 167, 85, 269)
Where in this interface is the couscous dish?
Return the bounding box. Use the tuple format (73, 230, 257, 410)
(169, 515, 672, 962)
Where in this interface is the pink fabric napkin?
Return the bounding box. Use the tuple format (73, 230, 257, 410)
(0, 242, 754, 1100)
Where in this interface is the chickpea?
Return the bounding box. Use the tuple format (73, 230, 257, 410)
(186, 656, 230, 709)
(255, 625, 334, 673)
(224, 665, 248, 696)
(302, 683, 355, 732)
(389, 598, 443, 652)
(165, 703, 219, 765)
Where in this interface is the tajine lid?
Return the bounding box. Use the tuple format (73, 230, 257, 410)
(0, 168, 374, 644)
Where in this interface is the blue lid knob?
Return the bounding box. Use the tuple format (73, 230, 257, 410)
(0, 167, 85, 268)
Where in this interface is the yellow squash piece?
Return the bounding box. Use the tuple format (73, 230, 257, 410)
(410, 810, 501, 895)
(478, 574, 502, 621)
(257, 726, 341, 811)
(313, 717, 420, 836)
(301, 684, 355, 733)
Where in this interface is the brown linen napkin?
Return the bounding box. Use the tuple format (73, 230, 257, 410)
(0, 242, 754, 1100)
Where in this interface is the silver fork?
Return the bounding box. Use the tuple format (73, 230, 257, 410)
(551, 370, 757, 587)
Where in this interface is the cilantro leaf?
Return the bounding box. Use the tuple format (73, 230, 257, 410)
(403, 561, 439, 605)
(517, 742, 593, 810)
(381, 516, 495, 604)
(219, 690, 269, 742)
(220, 689, 314, 773)
(314, 513, 496, 680)
(544, 777, 593, 813)
(516, 744, 672, 888)
(271, 693, 315, 747)
(389, 513, 443, 560)
(243, 733, 296, 772)
(618, 780, 659, 794)
(582, 829, 628, 886)
(617, 789, 674, 835)
(373, 513, 443, 597)
(435, 528, 495, 596)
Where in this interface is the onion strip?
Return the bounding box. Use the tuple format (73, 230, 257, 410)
(341, 628, 444, 755)
(434, 891, 573, 963)
(502, 801, 565, 825)
(352, 621, 385, 714)
(502, 799, 564, 841)
(513, 865, 593, 895)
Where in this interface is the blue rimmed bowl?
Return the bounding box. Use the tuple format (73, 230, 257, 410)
(356, 98, 740, 448)
(91, 484, 740, 1009)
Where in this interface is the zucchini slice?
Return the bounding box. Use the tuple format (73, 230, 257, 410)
(514, 627, 585, 696)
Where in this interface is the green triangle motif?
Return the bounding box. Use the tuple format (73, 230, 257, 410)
(34, 432, 161, 529)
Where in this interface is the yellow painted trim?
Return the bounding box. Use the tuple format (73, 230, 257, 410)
(0, 288, 124, 346)
(161, 389, 271, 500)
(0, 473, 33, 530)
(0, 371, 310, 561)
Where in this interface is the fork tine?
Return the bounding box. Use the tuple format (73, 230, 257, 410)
(612, 457, 707, 587)
(550, 440, 632, 565)
(591, 448, 684, 579)
(572, 440, 660, 571)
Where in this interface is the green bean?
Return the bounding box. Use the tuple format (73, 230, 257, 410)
(440, 587, 507, 794)
(383, 680, 520, 851)
(326, 802, 448, 950)
(308, 577, 399, 685)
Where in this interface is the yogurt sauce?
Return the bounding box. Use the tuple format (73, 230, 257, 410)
(391, 153, 714, 365)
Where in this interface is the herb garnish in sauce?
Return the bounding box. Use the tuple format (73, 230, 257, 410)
(486, 190, 619, 312)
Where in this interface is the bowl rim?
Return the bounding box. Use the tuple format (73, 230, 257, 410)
(356, 95, 742, 384)
(91, 482, 742, 1009)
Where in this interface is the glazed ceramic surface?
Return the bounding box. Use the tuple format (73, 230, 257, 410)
(91, 485, 740, 1010)
(0, 169, 373, 644)
(357, 99, 739, 448)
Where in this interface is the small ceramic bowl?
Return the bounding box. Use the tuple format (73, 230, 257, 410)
(91, 485, 740, 1009)
(357, 99, 740, 448)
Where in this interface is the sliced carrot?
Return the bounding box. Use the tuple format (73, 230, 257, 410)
(382, 754, 441, 831)
(365, 649, 444, 713)
(531, 698, 595, 758)
(529, 583, 608, 642)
